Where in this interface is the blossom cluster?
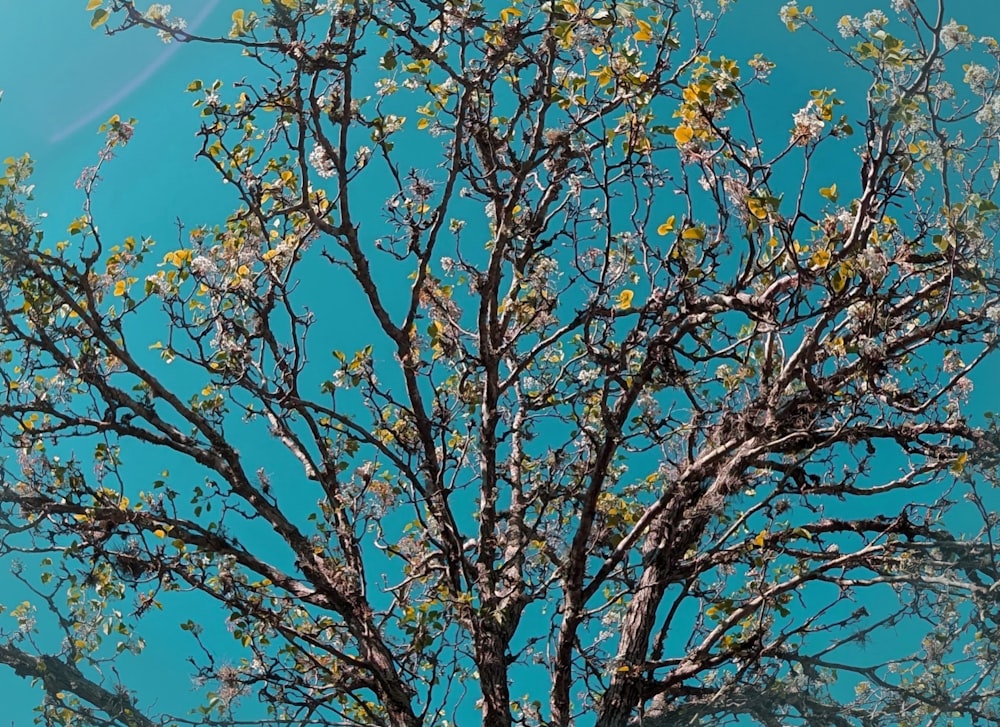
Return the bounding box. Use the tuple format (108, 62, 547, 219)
(145, 3, 188, 43)
(308, 143, 338, 179)
(790, 100, 825, 145)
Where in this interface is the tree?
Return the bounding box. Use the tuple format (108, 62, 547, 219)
(1, 0, 1000, 725)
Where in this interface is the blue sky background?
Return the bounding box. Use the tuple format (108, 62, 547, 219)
(1, 1, 1000, 724)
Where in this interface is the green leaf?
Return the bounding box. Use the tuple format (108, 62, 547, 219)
(90, 8, 110, 28)
(830, 267, 848, 293)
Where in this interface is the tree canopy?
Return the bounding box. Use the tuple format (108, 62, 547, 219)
(2, 1, 1000, 726)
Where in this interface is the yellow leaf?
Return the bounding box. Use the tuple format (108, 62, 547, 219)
(164, 249, 192, 267)
(753, 530, 767, 547)
(591, 66, 614, 87)
(951, 451, 969, 474)
(113, 280, 127, 297)
(673, 125, 694, 145)
(681, 226, 705, 241)
(500, 6, 522, 23)
(746, 197, 768, 220)
(819, 183, 838, 202)
(86, 0, 102, 9)
(634, 19, 652, 42)
(617, 289, 635, 309)
(656, 215, 676, 236)
(811, 248, 831, 269)
(417, 118, 430, 130)
(153, 529, 166, 538)
(231, 8, 246, 35)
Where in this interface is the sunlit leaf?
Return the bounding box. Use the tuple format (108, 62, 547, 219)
(656, 216, 676, 235)
(811, 249, 831, 268)
(673, 125, 694, 145)
(591, 66, 614, 87)
(500, 6, 522, 23)
(746, 197, 769, 220)
(634, 19, 652, 43)
(231, 8, 246, 36)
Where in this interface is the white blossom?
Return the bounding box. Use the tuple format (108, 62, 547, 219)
(375, 78, 399, 96)
(382, 114, 406, 134)
(862, 10, 888, 31)
(145, 274, 165, 294)
(963, 63, 992, 95)
(980, 36, 1000, 58)
(975, 96, 1000, 129)
(930, 81, 956, 100)
(157, 16, 186, 43)
(354, 145, 372, 168)
(778, 2, 802, 30)
(942, 349, 965, 373)
(837, 15, 861, 39)
(941, 20, 974, 50)
(145, 3, 171, 21)
(308, 143, 338, 178)
(791, 100, 825, 145)
(568, 174, 583, 198)
(190, 255, 216, 276)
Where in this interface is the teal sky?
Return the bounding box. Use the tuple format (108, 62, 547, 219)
(2, 1, 1000, 725)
